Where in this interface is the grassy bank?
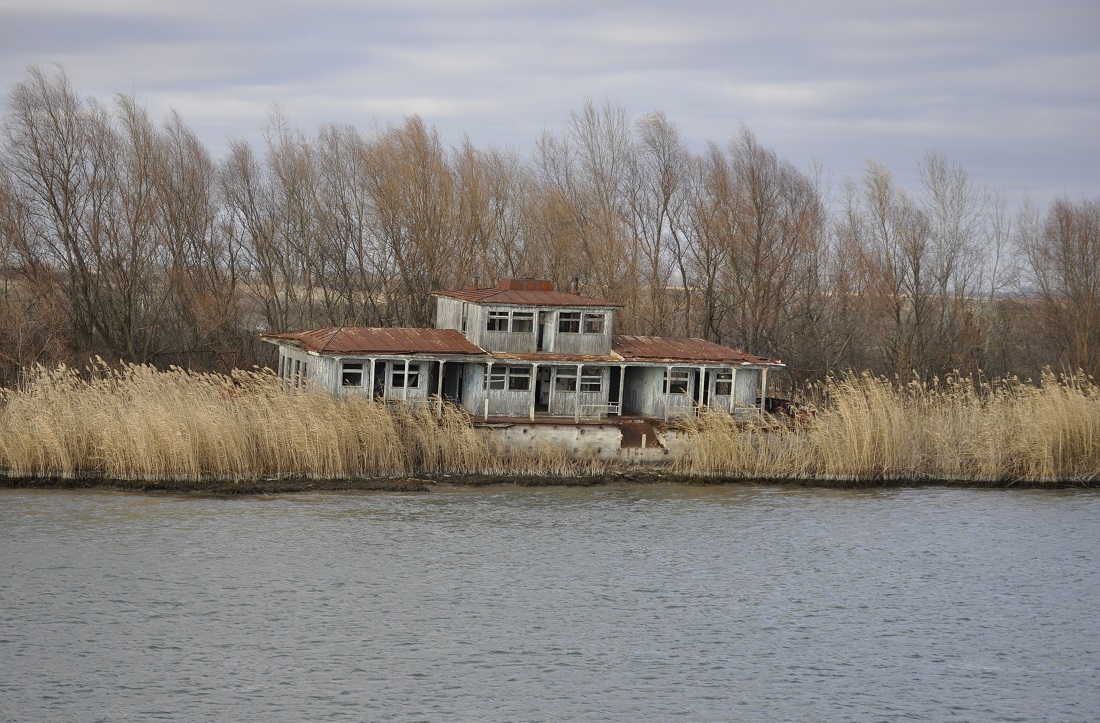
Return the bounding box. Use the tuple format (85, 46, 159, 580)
(0, 363, 1097, 488)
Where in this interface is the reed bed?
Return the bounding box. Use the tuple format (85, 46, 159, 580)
(676, 370, 1100, 484)
(0, 362, 606, 481)
(1, 363, 1096, 485)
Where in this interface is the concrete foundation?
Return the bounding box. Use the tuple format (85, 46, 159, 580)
(476, 419, 689, 465)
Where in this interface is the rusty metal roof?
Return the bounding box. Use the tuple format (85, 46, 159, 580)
(431, 280, 621, 308)
(261, 327, 485, 355)
(612, 335, 782, 366)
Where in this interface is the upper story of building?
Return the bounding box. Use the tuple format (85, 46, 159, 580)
(431, 278, 622, 356)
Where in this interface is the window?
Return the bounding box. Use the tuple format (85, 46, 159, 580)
(487, 310, 510, 332)
(663, 369, 690, 395)
(511, 311, 534, 333)
(484, 366, 530, 391)
(715, 371, 733, 396)
(507, 366, 531, 391)
(487, 309, 536, 333)
(558, 311, 581, 333)
(555, 369, 577, 391)
(486, 368, 506, 390)
(341, 362, 364, 387)
(391, 363, 421, 389)
(583, 313, 604, 334)
(555, 367, 602, 393)
(580, 367, 602, 393)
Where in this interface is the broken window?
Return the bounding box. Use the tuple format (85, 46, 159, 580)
(663, 369, 690, 395)
(506, 366, 531, 391)
(555, 369, 577, 391)
(486, 368, 506, 390)
(583, 313, 604, 334)
(485, 366, 530, 391)
(714, 371, 733, 396)
(558, 311, 581, 333)
(391, 363, 421, 389)
(511, 311, 534, 333)
(487, 310, 510, 332)
(580, 367, 602, 392)
(487, 309, 535, 333)
(341, 362, 364, 387)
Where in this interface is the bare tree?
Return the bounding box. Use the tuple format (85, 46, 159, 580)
(628, 111, 691, 335)
(1018, 196, 1100, 377)
(362, 116, 461, 326)
(535, 98, 637, 322)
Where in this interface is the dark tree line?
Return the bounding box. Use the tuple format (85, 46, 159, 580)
(2, 66, 1098, 388)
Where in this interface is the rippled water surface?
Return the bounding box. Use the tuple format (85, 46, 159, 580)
(2, 485, 1098, 721)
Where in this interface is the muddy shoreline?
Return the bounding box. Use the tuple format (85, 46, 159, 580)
(1, 470, 1096, 494)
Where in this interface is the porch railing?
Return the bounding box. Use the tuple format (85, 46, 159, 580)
(579, 401, 622, 418)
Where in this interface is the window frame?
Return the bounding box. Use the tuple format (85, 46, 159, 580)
(506, 366, 531, 391)
(554, 369, 577, 392)
(558, 311, 581, 334)
(341, 361, 364, 388)
(487, 310, 510, 332)
(582, 313, 605, 334)
(554, 367, 603, 393)
(580, 367, 602, 393)
(663, 369, 691, 395)
(484, 365, 531, 392)
(511, 311, 535, 333)
(391, 363, 421, 389)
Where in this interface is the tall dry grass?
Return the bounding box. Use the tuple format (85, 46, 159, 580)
(2, 363, 1097, 484)
(676, 370, 1100, 484)
(0, 362, 608, 481)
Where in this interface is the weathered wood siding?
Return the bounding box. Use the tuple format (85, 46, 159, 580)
(734, 368, 761, 409)
(622, 366, 696, 418)
(458, 363, 534, 417)
(547, 366, 611, 417)
(276, 347, 330, 392)
(462, 305, 488, 348)
(479, 306, 537, 353)
(434, 297, 465, 332)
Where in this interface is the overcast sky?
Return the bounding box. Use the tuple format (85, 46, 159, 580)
(2, 0, 1097, 206)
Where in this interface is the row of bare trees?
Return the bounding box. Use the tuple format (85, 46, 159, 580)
(2, 66, 1098, 388)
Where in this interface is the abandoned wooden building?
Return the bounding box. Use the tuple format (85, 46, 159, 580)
(261, 278, 783, 425)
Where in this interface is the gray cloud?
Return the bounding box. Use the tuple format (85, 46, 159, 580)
(1, 0, 1097, 203)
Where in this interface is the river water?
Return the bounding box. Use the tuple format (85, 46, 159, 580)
(1, 485, 1097, 722)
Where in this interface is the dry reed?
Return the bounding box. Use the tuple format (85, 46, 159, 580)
(0, 362, 605, 481)
(1, 363, 1096, 485)
(675, 370, 1100, 484)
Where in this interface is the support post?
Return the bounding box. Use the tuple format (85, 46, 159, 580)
(368, 357, 376, 400)
(729, 367, 737, 415)
(574, 363, 582, 423)
(530, 363, 538, 421)
(664, 365, 672, 422)
(437, 360, 445, 416)
(760, 367, 769, 414)
(617, 364, 626, 416)
(403, 358, 410, 402)
(484, 362, 493, 420)
(699, 365, 706, 413)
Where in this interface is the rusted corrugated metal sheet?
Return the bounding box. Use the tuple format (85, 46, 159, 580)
(612, 335, 781, 366)
(262, 327, 485, 355)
